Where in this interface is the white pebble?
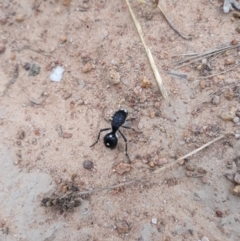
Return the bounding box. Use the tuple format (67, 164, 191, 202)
(233, 117, 240, 123)
(138, 122, 144, 130)
(202, 236, 210, 241)
(50, 66, 64, 82)
(151, 218, 157, 224)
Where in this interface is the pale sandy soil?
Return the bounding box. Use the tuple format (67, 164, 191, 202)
(0, 1, 240, 241)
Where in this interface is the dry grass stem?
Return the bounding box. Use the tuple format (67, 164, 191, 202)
(78, 134, 228, 195)
(174, 43, 240, 69)
(125, 0, 169, 103)
(199, 62, 240, 79)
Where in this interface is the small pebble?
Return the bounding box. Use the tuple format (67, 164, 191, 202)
(77, 79, 85, 88)
(15, 14, 24, 23)
(201, 236, 210, 241)
(50, 66, 64, 82)
(10, 52, 16, 61)
(233, 117, 239, 123)
(14, 159, 20, 165)
(71, 173, 77, 180)
(154, 158, 168, 166)
(225, 173, 235, 182)
(198, 167, 207, 174)
(224, 88, 234, 100)
(69, 185, 79, 192)
(109, 69, 121, 85)
(234, 173, 240, 184)
(62, 92, 72, 100)
(138, 122, 144, 130)
(186, 163, 196, 172)
(82, 62, 94, 73)
(151, 218, 157, 224)
(60, 35, 67, 43)
(220, 106, 237, 121)
(148, 161, 155, 168)
(0, 41, 6, 54)
(224, 58, 235, 65)
(232, 185, 240, 196)
(186, 171, 194, 177)
(0, 17, 7, 25)
(231, 39, 238, 45)
(115, 221, 129, 234)
(83, 160, 93, 170)
(201, 175, 209, 184)
(17, 130, 25, 140)
(141, 159, 149, 164)
(199, 80, 207, 89)
(211, 96, 220, 105)
(141, 76, 151, 88)
(226, 160, 233, 169)
(23, 62, 31, 71)
(139, 93, 147, 103)
(34, 129, 40, 136)
(29, 64, 41, 76)
(233, 12, 240, 18)
(62, 0, 72, 6)
(115, 162, 131, 175)
(149, 111, 155, 118)
(216, 210, 223, 218)
(62, 132, 72, 138)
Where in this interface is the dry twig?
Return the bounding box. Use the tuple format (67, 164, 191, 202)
(174, 43, 240, 69)
(157, 5, 192, 40)
(3, 64, 19, 96)
(125, 0, 169, 103)
(12, 45, 54, 56)
(199, 62, 240, 79)
(77, 134, 228, 196)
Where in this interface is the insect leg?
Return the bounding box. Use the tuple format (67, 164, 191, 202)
(121, 125, 140, 133)
(118, 129, 131, 163)
(90, 128, 111, 147)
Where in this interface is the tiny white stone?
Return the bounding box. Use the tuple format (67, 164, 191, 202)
(151, 218, 157, 224)
(201, 236, 210, 241)
(50, 66, 64, 82)
(233, 117, 240, 123)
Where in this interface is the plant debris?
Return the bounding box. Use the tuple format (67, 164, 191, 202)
(41, 193, 82, 212)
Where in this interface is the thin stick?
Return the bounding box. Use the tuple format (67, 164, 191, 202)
(199, 62, 240, 79)
(152, 134, 225, 175)
(157, 5, 192, 40)
(174, 43, 240, 68)
(77, 134, 227, 195)
(174, 44, 240, 65)
(125, 0, 170, 104)
(12, 45, 54, 56)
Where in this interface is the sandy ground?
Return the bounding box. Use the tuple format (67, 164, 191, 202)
(1, 0, 240, 240)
